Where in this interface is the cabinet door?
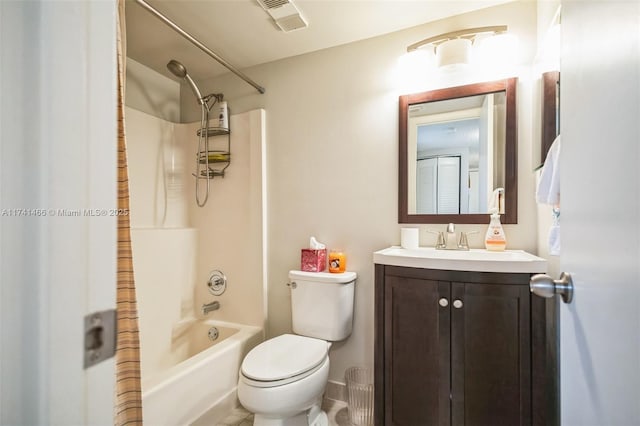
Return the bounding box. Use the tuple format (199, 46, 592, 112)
(384, 275, 450, 426)
(450, 282, 531, 426)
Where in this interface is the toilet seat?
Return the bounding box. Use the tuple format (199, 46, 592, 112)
(240, 334, 328, 388)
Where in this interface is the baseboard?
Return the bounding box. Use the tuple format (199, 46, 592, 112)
(325, 380, 347, 403)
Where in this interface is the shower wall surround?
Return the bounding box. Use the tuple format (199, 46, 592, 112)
(185, 110, 267, 328)
(127, 107, 188, 229)
(125, 105, 267, 379)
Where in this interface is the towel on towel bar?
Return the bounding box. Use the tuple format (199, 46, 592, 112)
(537, 135, 561, 206)
(537, 135, 561, 255)
(548, 208, 561, 256)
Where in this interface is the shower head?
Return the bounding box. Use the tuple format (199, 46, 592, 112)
(167, 59, 187, 78)
(166, 59, 204, 105)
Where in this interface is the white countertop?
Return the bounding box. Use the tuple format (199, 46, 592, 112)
(373, 246, 547, 274)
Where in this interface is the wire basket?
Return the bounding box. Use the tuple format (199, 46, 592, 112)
(345, 367, 374, 425)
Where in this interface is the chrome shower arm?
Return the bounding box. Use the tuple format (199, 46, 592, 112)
(134, 0, 266, 94)
(184, 74, 204, 105)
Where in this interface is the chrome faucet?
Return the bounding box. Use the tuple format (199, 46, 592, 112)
(457, 230, 478, 250)
(202, 300, 220, 315)
(428, 223, 477, 250)
(444, 223, 458, 250)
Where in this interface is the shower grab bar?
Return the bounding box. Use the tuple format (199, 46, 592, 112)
(134, 0, 266, 94)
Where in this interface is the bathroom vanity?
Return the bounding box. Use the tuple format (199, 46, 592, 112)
(373, 247, 558, 426)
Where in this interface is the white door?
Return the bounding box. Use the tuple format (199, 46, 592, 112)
(416, 156, 461, 214)
(0, 2, 117, 424)
(436, 156, 461, 214)
(416, 157, 438, 214)
(560, 2, 640, 425)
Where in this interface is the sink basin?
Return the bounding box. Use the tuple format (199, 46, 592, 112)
(373, 246, 547, 273)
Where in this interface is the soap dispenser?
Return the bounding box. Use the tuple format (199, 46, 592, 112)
(484, 210, 506, 251)
(485, 188, 506, 251)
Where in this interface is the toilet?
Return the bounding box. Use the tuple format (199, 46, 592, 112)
(237, 270, 357, 426)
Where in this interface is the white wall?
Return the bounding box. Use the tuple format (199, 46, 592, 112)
(126, 58, 181, 122)
(185, 1, 540, 382)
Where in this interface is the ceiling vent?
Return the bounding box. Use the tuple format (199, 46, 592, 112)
(256, 0, 308, 32)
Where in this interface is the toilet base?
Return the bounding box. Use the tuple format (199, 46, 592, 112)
(252, 402, 327, 426)
(309, 409, 328, 426)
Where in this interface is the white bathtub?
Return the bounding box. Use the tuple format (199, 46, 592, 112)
(142, 319, 263, 425)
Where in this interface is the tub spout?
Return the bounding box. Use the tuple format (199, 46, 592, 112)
(202, 301, 220, 315)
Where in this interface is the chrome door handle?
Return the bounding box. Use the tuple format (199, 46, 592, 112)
(530, 272, 574, 304)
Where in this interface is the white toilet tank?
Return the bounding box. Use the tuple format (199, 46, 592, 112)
(288, 270, 356, 341)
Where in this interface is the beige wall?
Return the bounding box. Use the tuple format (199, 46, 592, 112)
(181, 1, 541, 382)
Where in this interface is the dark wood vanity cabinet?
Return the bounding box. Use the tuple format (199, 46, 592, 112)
(374, 264, 558, 426)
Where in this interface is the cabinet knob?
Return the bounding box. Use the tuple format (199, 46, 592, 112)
(438, 298, 449, 307)
(453, 299, 463, 309)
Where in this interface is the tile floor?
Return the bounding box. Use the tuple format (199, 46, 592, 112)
(216, 399, 351, 426)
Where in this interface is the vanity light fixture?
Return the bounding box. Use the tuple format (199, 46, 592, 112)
(407, 26, 509, 68)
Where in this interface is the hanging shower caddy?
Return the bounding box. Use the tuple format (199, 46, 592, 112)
(189, 93, 231, 207)
(195, 121, 231, 179)
(165, 58, 237, 207)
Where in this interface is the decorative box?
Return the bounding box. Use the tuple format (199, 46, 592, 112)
(301, 248, 327, 272)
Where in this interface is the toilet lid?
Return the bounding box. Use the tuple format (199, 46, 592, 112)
(241, 334, 328, 382)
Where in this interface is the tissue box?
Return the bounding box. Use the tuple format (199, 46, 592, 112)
(301, 248, 327, 272)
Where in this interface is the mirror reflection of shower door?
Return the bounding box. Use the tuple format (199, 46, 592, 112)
(416, 156, 461, 214)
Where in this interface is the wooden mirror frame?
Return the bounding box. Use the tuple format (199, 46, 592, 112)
(541, 71, 560, 164)
(399, 77, 518, 224)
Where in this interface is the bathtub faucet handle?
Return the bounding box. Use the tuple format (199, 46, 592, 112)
(202, 300, 220, 315)
(207, 270, 227, 296)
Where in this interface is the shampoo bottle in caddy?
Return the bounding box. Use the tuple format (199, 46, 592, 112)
(218, 101, 229, 130)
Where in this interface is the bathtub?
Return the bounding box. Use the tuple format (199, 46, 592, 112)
(142, 319, 263, 425)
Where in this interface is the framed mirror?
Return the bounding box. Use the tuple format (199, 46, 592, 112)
(399, 78, 517, 224)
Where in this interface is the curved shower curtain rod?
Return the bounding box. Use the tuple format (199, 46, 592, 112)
(134, 0, 266, 94)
